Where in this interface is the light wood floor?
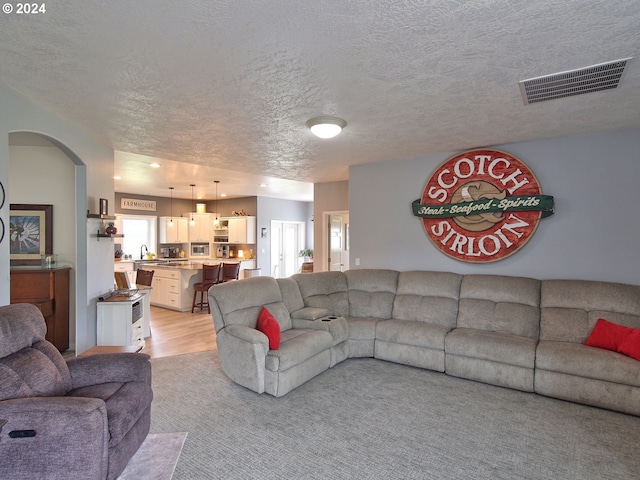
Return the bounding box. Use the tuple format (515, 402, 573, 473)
(142, 306, 217, 359)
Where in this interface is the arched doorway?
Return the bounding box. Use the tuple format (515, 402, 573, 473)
(8, 131, 88, 353)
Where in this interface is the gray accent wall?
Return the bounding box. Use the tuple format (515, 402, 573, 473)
(349, 129, 640, 285)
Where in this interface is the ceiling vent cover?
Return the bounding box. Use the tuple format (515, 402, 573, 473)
(519, 57, 632, 105)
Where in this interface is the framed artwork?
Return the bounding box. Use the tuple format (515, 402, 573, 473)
(9, 204, 53, 265)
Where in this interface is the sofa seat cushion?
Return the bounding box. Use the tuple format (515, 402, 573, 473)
(536, 340, 640, 387)
(345, 317, 383, 340)
(67, 381, 153, 447)
(376, 319, 450, 350)
(265, 329, 333, 372)
(445, 328, 536, 368)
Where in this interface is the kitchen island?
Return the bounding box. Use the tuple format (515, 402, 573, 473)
(140, 259, 256, 312)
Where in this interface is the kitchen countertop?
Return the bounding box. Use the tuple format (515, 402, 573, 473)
(115, 258, 254, 270)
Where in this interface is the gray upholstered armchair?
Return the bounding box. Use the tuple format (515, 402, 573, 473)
(0, 303, 153, 480)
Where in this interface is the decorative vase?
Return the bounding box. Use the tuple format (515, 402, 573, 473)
(105, 223, 118, 235)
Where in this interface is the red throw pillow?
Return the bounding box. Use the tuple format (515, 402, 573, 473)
(618, 329, 640, 361)
(584, 318, 632, 351)
(257, 306, 280, 350)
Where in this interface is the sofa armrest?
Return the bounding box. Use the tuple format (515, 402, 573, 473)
(0, 396, 108, 480)
(293, 317, 349, 345)
(67, 353, 151, 390)
(290, 307, 331, 321)
(216, 325, 269, 394)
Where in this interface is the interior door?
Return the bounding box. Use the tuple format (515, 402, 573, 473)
(270, 221, 303, 278)
(329, 215, 343, 271)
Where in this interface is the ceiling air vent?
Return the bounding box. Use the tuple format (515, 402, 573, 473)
(519, 57, 632, 105)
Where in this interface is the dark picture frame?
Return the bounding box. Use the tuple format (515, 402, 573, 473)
(9, 204, 53, 266)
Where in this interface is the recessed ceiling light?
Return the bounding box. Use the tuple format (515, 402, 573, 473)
(113, 175, 121, 180)
(149, 163, 160, 168)
(220, 193, 227, 197)
(259, 183, 268, 187)
(306, 116, 347, 139)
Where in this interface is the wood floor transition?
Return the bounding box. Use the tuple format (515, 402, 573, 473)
(142, 306, 217, 359)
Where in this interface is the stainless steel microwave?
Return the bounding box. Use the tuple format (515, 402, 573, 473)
(190, 243, 210, 256)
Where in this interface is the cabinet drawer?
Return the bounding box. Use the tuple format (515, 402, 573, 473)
(132, 325, 144, 343)
(166, 270, 180, 280)
(167, 293, 180, 308)
(166, 279, 180, 294)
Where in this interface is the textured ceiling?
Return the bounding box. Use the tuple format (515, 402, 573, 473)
(1, 0, 639, 201)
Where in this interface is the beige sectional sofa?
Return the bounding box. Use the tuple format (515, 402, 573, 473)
(208, 269, 640, 416)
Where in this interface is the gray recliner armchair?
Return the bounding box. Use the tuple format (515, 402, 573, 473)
(0, 303, 153, 480)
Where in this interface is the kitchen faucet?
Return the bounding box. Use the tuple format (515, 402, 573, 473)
(140, 244, 148, 260)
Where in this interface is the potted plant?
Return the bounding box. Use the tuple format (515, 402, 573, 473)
(299, 249, 314, 262)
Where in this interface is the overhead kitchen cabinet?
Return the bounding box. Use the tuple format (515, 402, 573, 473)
(159, 216, 188, 243)
(185, 212, 212, 243)
(221, 216, 256, 244)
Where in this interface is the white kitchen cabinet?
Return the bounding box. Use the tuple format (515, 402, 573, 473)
(185, 213, 212, 243)
(159, 216, 188, 244)
(150, 267, 200, 312)
(222, 216, 256, 244)
(97, 294, 145, 349)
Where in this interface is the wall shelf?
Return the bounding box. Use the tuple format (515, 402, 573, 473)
(96, 230, 123, 241)
(87, 213, 116, 220)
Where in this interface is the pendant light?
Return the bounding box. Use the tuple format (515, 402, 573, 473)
(190, 184, 195, 225)
(168, 187, 174, 227)
(213, 180, 220, 227)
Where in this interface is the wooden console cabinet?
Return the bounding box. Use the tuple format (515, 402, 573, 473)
(10, 267, 71, 352)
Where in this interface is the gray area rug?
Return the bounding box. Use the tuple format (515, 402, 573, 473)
(150, 351, 640, 480)
(118, 432, 187, 480)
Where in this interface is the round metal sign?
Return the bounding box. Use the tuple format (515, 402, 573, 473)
(412, 149, 554, 263)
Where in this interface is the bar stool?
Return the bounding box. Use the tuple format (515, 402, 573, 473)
(221, 262, 241, 282)
(191, 264, 221, 313)
(135, 269, 155, 286)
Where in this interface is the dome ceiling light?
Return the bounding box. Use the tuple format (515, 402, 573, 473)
(306, 116, 347, 139)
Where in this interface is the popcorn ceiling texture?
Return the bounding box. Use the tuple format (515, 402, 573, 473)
(1, 0, 639, 190)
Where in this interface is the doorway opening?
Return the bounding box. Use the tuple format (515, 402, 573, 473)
(324, 211, 349, 272)
(270, 220, 305, 278)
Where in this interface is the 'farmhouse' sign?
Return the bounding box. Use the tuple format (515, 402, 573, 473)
(412, 149, 554, 263)
(120, 198, 157, 212)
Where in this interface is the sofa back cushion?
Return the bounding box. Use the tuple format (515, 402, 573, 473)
(276, 277, 305, 313)
(292, 272, 349, 317)
(0, 341, 71, 401)
(209, 276, 292, 331)
(345, 269, 399, 318)
(0, 303, 48, 357)
(392, 271, 462, 328)
(457, 274, 541, 339)
(540, 279, 640, 344)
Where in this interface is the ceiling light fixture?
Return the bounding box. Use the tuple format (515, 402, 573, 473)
(190, 184, 195, 225)
(306, 116, 347, 139)
(149, 163, 160, 168)
(213, 180, 220, 226)
(168, 186, 174, 227)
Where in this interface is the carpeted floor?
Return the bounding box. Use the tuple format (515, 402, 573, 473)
(150, 351, 640, 480)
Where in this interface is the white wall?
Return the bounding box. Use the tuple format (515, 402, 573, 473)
(349, 128, 640, 285)
(0, 83, 115, 353)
